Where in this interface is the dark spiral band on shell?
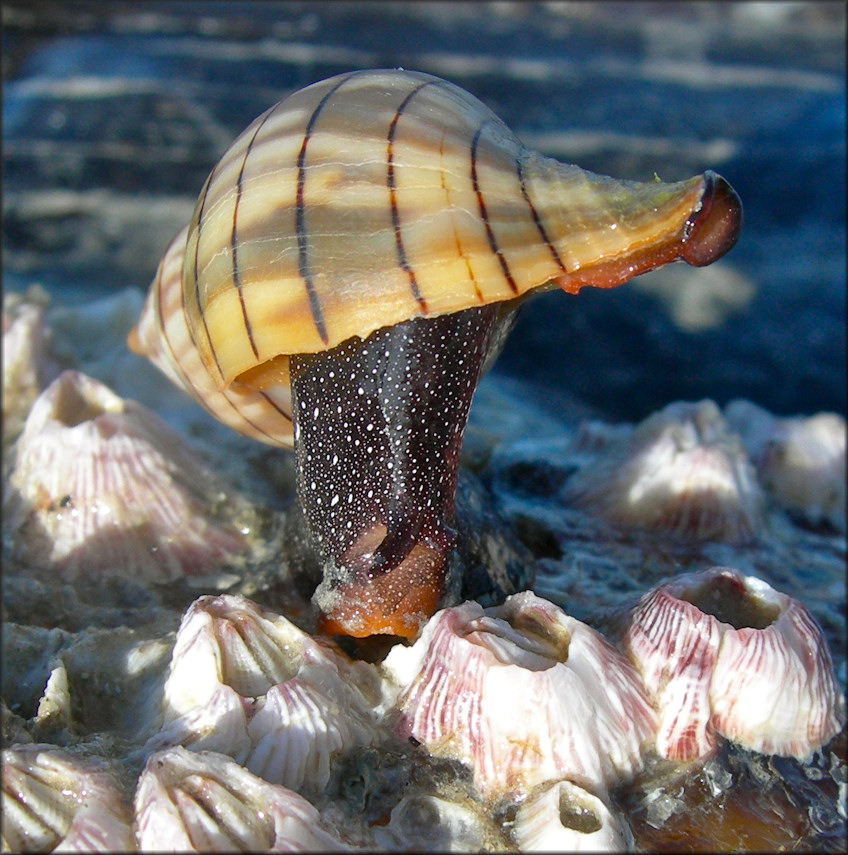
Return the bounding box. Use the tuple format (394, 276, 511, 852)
(295, 73, 357, 344)
(471, 121, 520, 296)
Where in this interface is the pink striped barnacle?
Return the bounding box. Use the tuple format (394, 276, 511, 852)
(622, 566, 845, 762)
(382, 590, 657, 799)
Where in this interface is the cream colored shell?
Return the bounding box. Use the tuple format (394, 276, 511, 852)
(130, 68, 717, 447)
(130, 227, 294, 446)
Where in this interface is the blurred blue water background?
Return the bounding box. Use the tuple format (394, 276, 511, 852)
(3, 1, 845, 421)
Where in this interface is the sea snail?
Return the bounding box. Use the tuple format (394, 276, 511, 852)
(129, 69, 742, 639)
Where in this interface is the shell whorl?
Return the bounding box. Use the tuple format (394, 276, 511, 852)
(182, 68, 534, 389)
(129, 227, 294, 447)
(128, 68, 742, 638)
(164, 69, 720, 389)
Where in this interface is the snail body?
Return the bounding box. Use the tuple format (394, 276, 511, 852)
(130, 69, 741, 638)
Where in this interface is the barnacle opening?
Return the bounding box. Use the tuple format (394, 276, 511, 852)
(559, 785, 604, 834)
(675, 570, 781, 630)
(461, 608, 571, 670)
(50, 370, 123, 428)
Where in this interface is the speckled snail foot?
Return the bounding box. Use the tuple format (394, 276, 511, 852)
(129, 68, 742, 639)
(290, 304, 511, 637)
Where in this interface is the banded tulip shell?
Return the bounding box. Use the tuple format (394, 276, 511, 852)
(130, 68, 742, 639)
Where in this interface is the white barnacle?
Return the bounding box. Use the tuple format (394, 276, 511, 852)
(622, 567, 846, 761)
(563, 400, 764, 543)
(384, 592, 657, 800)
(2, 370, 251, 583)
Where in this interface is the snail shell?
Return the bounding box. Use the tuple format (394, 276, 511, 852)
(129, 68, 742, 638)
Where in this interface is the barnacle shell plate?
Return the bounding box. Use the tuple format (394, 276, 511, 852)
(726, 399, 846, 531)
(2, 286, 59, 450)
(147, 594, 384, 793)
(1, 743, 134, 852)
(135, 746, 352, 851)
(372, 792, 498, 852)
(562, 399, 765, 543)
(623, 567, 846, 761)
(383, 591, 657, 799)
(512, 779, 634, 852)
(2, 370, 251, 582)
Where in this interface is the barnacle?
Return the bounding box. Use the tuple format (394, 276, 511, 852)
(383, 591, 657, 798)
(3, 370, 251, 583)
(622, 567, 845, 761)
